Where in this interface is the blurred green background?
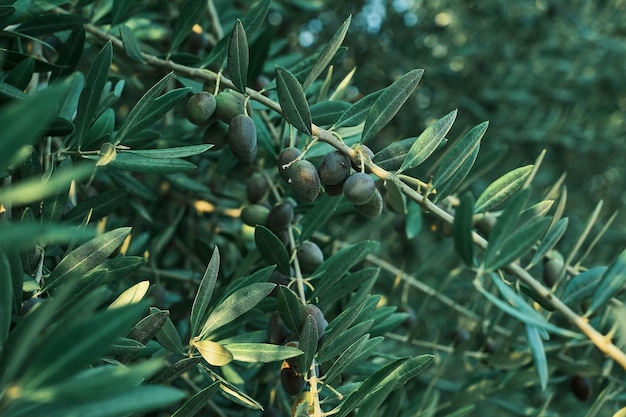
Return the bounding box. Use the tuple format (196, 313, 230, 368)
(270, 0, 626, 262)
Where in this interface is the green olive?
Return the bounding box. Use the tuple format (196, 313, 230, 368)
(227, 114, 257, 163)
(317, 151, 350, 186)
(297, 241, 324, 274)
(343, 172, 376, 205)
(186, 92, 217, 125)
(277, 147, 302, 181)
(290, 160, 321, 202)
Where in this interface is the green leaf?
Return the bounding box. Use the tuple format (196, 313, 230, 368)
(315, 268, 378, 312)
(433, 121, 488, 188)
(21, 302, 146, 389)
(299, 194, 342, 243)
(171, 382, 220, 417)
(170, 0, 206, 53)
(11, 386, 185, 417)
(484, 188, 530, 268)
(119, 24, 144, 62)
(0, 74, 76, 171)
(276, 66, 312, 136)
(123, 87, 191, 138)
(525, 324, 548, 391)
(433, 143, 479, 203)
(489, 216, 551, 271)
(199, 283, 275, 338)
(453, 192, 475, 267)
(0, 80, 28, 100)
(0, 163, 94, 207)
(405, 201, 423, 239)
(228, 19, 249, 93)
(114, 72, 173, 145)
(223, 343, 302, 363)
(111, 0, 133, 25)
(62, 189, 128, 224)
(0, 223, 93, 251)
(310, 100, 351, 127)
(254, 225, 290, 275)
(529, 217, 569, 268)
(372, 136, 416, 171)
(334, 90, 383, 128)
(108, 152, 196, 174)
(323, 334, 371, 382)
(474, 165, 534, 213)
(153, 308, 186, 355)
(317, 320, 373, 362)
(0, 250, 12, 348)
(277, 285, 303, 335)
(50, 27, 86, 81)
(589, 248, 626, 315)
(361, 69, 424, 144)
(127, 309, 168, 345)
(322, 296, 369, 351)
(311, 240, 379, 282)
(191, 246, 220, 338)
(16, 13, 86, 36)
(384, 180, 406, 214)
(43, 227, 131, 291)
(398, 109, 457, 173)
(200, 0, 270, 67)
(561, 267, 607, 305)
(128, 144, 212, 159)
(298, 315, 318, 372)
(337, 355, 433, 417)
(4, 56, 34, 90)
(73, 41, 112, 149)
(302, 15, 351, 90)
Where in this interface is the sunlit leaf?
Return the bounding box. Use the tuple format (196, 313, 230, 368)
(109, 280, 150, 309)
(474, 165, 533, 213)
(224, 343, 302, 363)
(193, 340, 233, 366)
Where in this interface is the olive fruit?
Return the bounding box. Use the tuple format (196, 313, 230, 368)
(301, 304, 328, 339)
(343, 173, 376, 205)
(280, 361, 305, 395)
(21, 297, 45, 316)
(267, 312, 290, 345)
(186, 92, 217, 125)
(354, 188, 383, 218)
(246, 173, 269, 203)
(290, 160, 321, 202)
(350, 144, 374, 170)
(278, 147, 302, 181)
(241, 204, 269, 227)
(297, 241, 324, 274)
(267, 202, 294, 232)
(570, 375, 592, 401)
(202, 120, 229, 151)
(317, 151, 350, 186)
(542, 255, 563, 287)
(215, 90, 252, 124)
(228, 114, 257, 163)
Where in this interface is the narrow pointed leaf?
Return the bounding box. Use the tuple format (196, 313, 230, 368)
(433, 143, 479, 203)
(199, 283, 275, 338)
(254, 225, 290, 275)
(0, 251, 11, 348)
(525, 324, 548, 391)
(109, 280, 150, 309)
(276, 66, 312, 135)
(361, 69, 423, 144)
(170, 0, 206, 53)
(119, 24, 144, 62)
(114, 72, 173, 145)
(277, 285, 303, 335)
(454, 192, 476, 266)
(384, 180, 406, 214)
(434, 121, 487, 187)
(589, 248, 626, 315)
(399, 109, 457, 172)
(73, 41, 112, 148)
(372, 136, 415, 171)
(484, 188, 530, 268)
(128, 144, 211, 159)
(299, 194, 342, 243)
(153, 307, 185, 355)
(529, 217, 569, 268)
(474, 165, 534, 213)
(191, 246, 220, 338)
(298, 315, 318, 372)
(171, 382, 220, 417)
(303, 15, 351, 90)
(334, 90, 383, 128)
(62, 189, 128, 224)
(323, 334, 370, 382)
(489, 216, 551, 270)
(108, 152, 196, 174)
(228, 19, 249, 93)
(223, 343, 301, 363)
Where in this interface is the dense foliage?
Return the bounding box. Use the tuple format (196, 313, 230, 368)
(1, 1, 625, 417)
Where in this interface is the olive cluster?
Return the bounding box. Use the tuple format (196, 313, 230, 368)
(186, 89, 256, 163)
(276, 145, 382, 218)
(267, 304, 328, 396)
